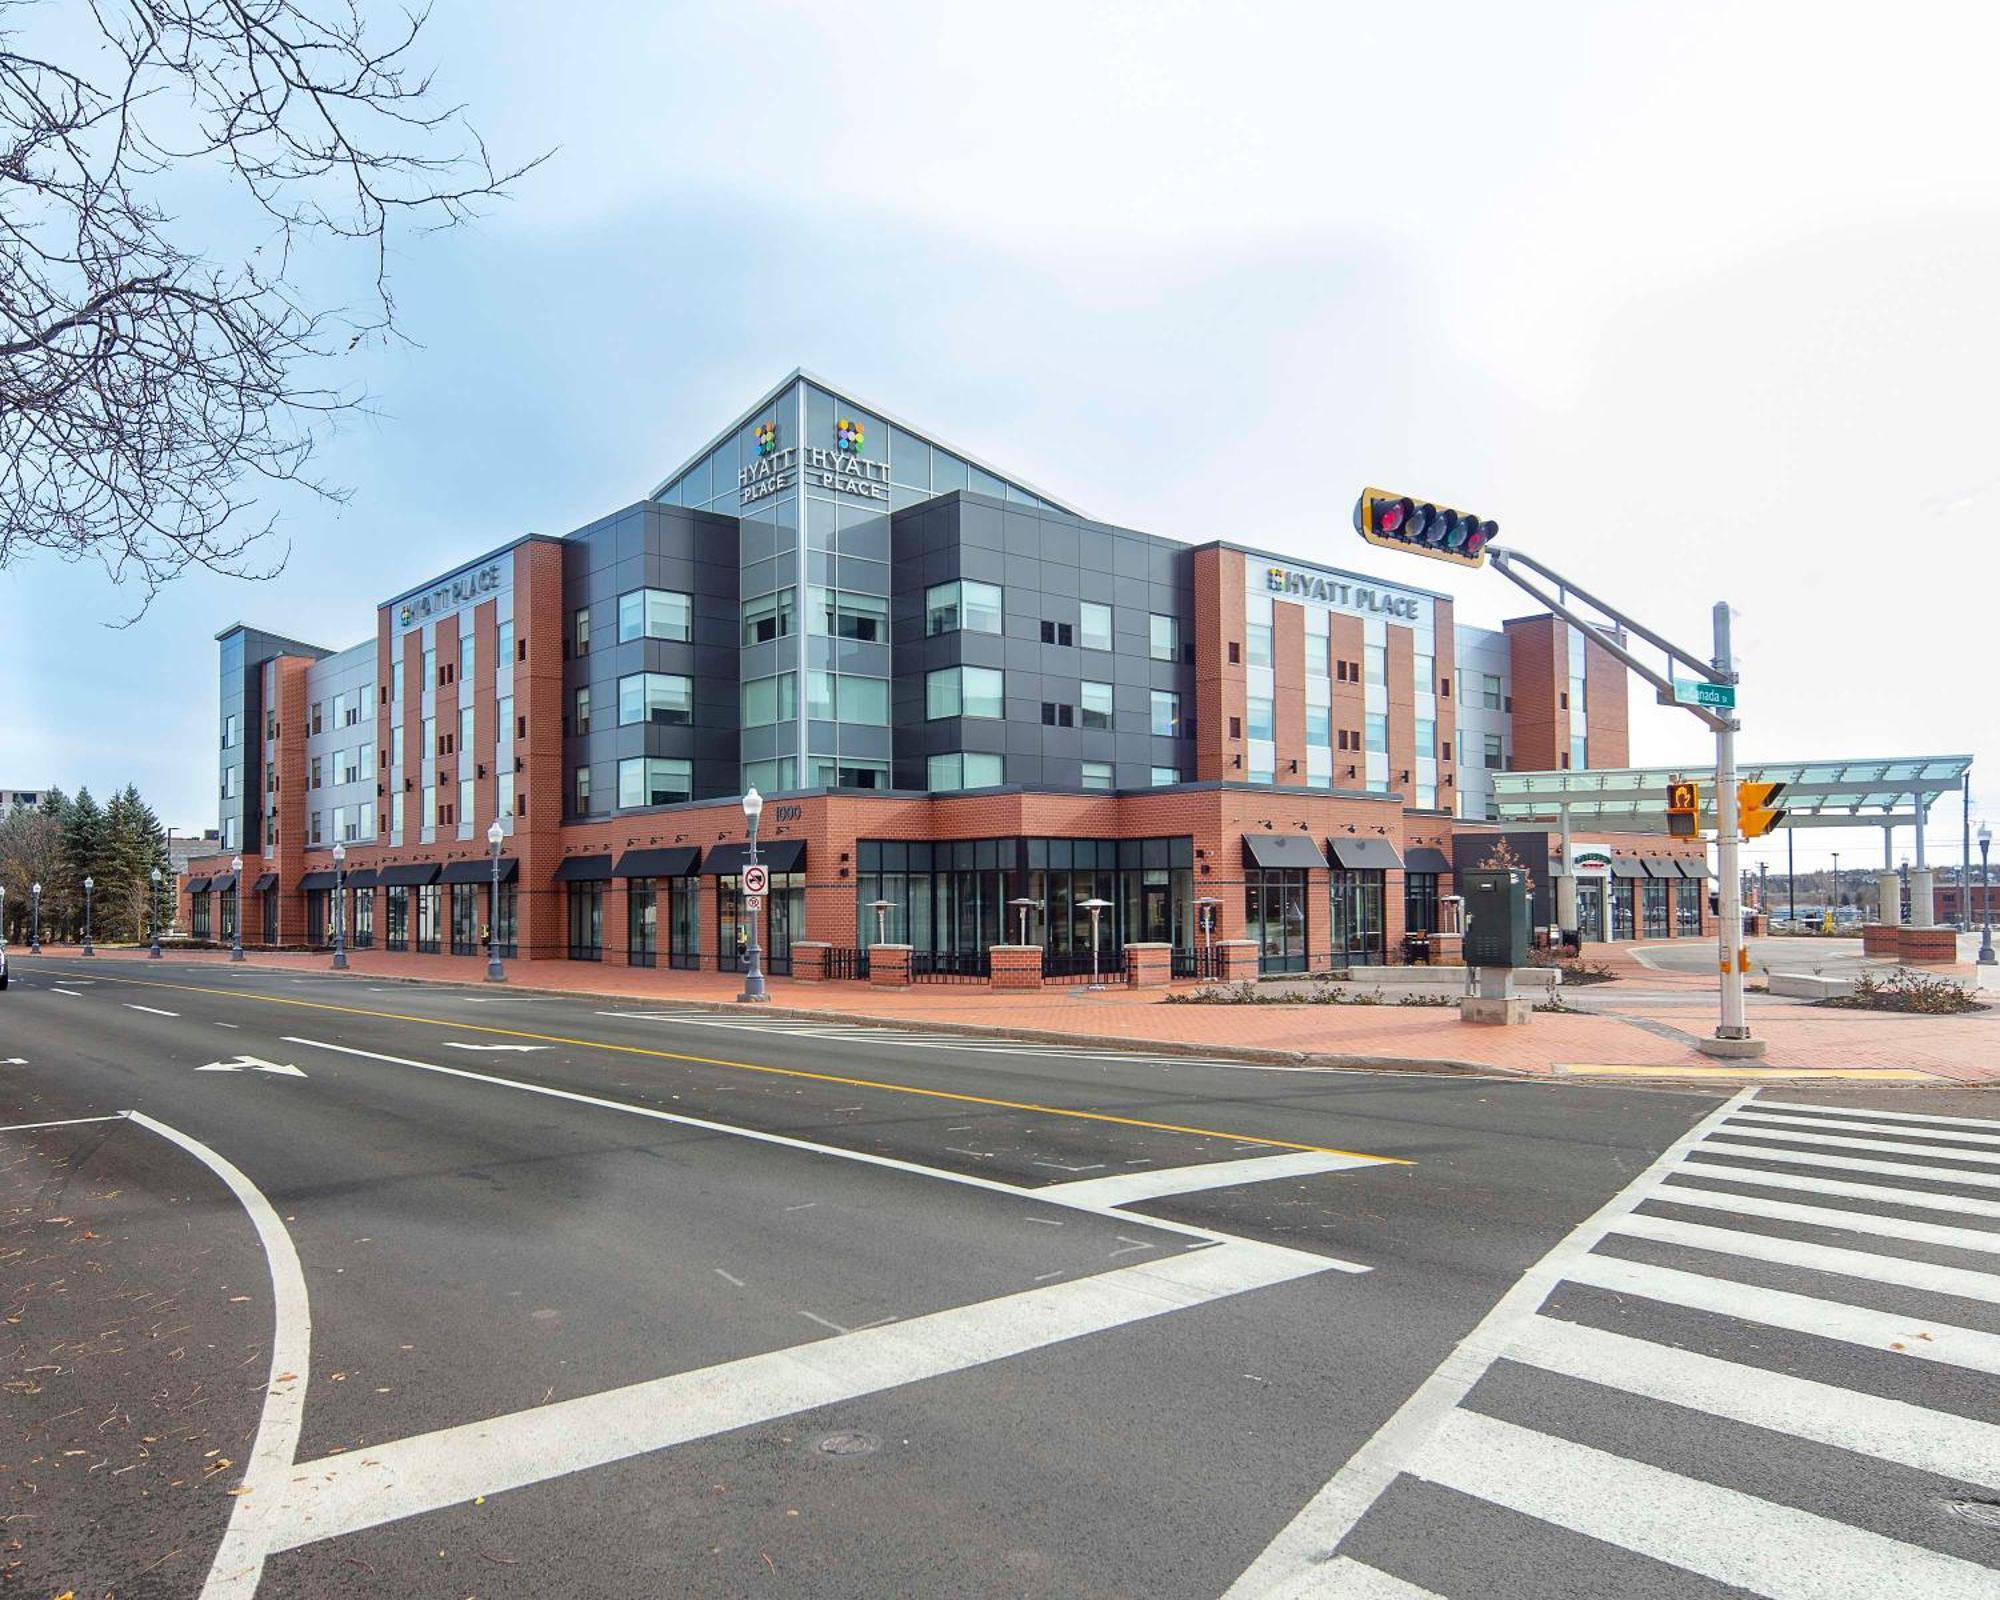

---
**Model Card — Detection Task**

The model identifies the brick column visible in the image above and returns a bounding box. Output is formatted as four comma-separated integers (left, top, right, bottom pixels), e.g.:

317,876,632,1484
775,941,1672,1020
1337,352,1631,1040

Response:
1122,942,1172,987
1217,939,1261,982
989,944,1043,990
869,944,912,987
791,941,830,982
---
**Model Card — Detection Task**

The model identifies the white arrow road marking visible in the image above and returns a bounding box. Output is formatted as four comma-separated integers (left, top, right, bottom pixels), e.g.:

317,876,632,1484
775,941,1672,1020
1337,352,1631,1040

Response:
443,1042,548,1053
197,1055,308,1078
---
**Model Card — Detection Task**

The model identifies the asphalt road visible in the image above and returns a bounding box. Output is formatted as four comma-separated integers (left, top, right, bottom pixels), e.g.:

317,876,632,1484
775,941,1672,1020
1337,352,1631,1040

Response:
3,956,1996,1598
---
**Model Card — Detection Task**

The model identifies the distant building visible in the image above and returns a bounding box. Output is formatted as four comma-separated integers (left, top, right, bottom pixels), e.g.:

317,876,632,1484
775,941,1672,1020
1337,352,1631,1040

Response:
3,788,48,811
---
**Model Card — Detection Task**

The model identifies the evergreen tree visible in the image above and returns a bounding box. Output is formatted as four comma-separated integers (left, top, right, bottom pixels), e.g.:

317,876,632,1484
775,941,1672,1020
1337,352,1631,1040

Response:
60,787,104,939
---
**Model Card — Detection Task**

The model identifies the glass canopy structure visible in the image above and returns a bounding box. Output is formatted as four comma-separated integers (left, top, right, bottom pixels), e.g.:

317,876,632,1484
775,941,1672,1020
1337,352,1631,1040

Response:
1491,756,1974,832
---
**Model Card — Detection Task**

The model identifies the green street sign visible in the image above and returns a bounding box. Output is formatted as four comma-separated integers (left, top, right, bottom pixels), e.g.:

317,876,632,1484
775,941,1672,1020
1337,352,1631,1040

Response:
1673,679,1737,709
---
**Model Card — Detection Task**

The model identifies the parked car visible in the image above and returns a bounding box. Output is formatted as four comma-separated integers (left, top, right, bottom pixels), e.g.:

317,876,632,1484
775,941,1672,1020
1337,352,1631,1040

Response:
0,943,8,990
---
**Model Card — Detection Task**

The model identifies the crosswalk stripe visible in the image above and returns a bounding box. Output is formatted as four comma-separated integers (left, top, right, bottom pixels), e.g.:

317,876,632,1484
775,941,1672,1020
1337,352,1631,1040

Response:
1653,1180,2000,1253
1611,1211,2000,1303
1755,1099,2000,1132
1678,1158,2000,1220
1696,1139,2000,1191
1409,1408,1999,1600
1563,1250,2000,1373
1715,1123,2000,1168
1309,1557,1446,1598
1732,1110,2000,1148
1037,1150,1387,1208
1507,1314,2000,1491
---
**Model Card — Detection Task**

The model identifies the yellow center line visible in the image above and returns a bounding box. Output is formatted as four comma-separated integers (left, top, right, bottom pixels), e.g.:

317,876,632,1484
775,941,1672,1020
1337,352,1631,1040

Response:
33,966,1409,1163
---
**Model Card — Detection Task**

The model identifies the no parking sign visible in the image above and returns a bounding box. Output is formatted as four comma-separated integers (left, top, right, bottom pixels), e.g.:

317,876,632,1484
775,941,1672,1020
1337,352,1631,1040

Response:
741,863,769,897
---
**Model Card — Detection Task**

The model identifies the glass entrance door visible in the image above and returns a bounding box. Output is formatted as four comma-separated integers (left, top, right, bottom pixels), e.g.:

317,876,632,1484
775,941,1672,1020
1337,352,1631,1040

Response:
1577,879,1606,943
1331,869,1385,966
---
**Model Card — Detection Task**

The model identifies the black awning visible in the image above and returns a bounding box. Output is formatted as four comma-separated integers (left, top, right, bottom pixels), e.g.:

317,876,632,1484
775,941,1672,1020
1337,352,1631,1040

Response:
614,846,701,878
702,839,806,876
553,853,614,882
297,871,336,891
1328,836,1405,871
1242,833,1328,870
1679,858,1715,879
441,858,518,885
1403,846,1452,874
184,876,211,894
208,872,236,892
1610,858,1648,879
1641,856,1680,878
252,872,279,892
347,867,378,889
380,862,440,887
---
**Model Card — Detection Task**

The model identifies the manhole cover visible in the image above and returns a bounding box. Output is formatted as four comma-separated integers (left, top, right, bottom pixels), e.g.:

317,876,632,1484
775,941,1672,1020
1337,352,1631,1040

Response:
1942,1498,2000,1531
815,1430,879,1457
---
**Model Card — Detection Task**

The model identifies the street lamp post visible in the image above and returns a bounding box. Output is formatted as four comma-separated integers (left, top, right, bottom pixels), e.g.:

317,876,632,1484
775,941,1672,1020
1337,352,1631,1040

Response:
1979,823,1994,966
1079,896,1112,989
81,875,94,956
149,867,162,958
868,898,894,946
29,882,40,955
1831,851,1841,921
486,819,507,982
738,786,768,1003
229,854,245,962
330,842,348,970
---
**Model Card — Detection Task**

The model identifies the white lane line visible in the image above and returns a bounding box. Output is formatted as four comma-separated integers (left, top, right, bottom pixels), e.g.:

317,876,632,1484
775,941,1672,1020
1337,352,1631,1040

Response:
1712,1125,2000,1168
265,1238,1334,1554
1218,1087,1756,1600
1308,1558,1445,1598
1653,1180,2000,1253
123,1110,310,1600
714,1269,745,1287
1608,1212,2000,1303
277,1036,1366,1265
125,1003,180,1017
0,1113,130,1133
797,1309,849,1334
1562,1251,2000,1374
1756,1098,2000,1132
51,987,81,996
1678,1159,2000,1220
1731,1110,2000,1148
1408,1408,1998,1600
1507,1314,2000,1491
1039,1150,1388,1208
215,1022,240,1029
1697,1139,2000,1190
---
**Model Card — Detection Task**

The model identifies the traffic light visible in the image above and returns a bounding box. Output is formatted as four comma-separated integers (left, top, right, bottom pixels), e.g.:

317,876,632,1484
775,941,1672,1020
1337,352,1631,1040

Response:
1353,487,1497,568
1738,781,1787,839
1667,779,1701,838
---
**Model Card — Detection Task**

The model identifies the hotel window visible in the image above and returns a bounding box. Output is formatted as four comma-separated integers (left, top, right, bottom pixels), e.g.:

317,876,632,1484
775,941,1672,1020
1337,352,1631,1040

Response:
337,747,356,784
1481,672,1502,709
1247,696,1274,741
1416,783,1438,810
808,587,888,642
1149,690,1181,738
310,701,323,735
422,713,436,754
573,608,591,656
618,756,692,808
1246,622,1273,668
1040,702,1073,727
497,772,515,818
742,590,794,645
392,657,404,704
390,791,404,834
1150,766,1180,786
573,686,591,736
813,758,889,790
423,646,436,685
572,766,590,814
1571,734,1589,771
309,755,322,789
1364,645,1386,686
459,635,475,681
618,587,692,643
1365,713,1388,753
330,692,347,727
1416,652,1435,694
828,673,889,724
422,782,437,829
1307,635,1331,679
310,810,323,844
926,665,1003,720
1079,602,1113,652
926,751,1004,791
742,756,796,794
459,705,474,755
1569,674,1587,713
924,580,1002,637
1149,613,1180,662
742,672,797,727
265,706,276,738
497,695,513,742
497,620,513,667
1081,760,1114,790
1249,754,1274,784
459,778,474,830
221,765,237,799
1415,717,1436,758
1079,680,1113,730
1484,732,1504,770
1306,706,1331,747
221,713,237,748
619,672,694,726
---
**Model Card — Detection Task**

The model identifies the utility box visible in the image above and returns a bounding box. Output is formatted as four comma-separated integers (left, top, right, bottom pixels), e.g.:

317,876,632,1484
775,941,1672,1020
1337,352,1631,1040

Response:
1462,868,1532,969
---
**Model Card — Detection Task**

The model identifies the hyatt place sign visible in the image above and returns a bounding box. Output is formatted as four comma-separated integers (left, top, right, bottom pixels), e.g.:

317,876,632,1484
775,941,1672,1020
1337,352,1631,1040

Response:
397,562,502,629
1266,565,1424,621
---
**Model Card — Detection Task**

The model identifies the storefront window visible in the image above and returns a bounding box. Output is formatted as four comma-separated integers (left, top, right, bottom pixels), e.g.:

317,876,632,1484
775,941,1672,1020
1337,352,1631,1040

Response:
1404,872,1439,935
568,881,604,961
1674,877,1702,937
192,893,212,940
628,878,657,967
385,886,409,951
352,889,374,949
416,884,441,953
1331,869,1385,965
668,876,700,969
1612,884,1635,941
1246,868,1308,973
1642,878,1671,938
450,883,480,955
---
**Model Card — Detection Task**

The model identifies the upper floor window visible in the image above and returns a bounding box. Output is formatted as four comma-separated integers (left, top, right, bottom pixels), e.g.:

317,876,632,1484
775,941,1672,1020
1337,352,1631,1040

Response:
925,580,1002,637
392,658,405,704
1150,766,1180,787
310,701,323,735
1415,718,1436,757
742,590,794,646
460,635,475,681
221,765,237,799
1306,706,1331,746
1148,613,1180,662
1079,680,1114,731
618,588,692,643
221,713,237,749
742,672,797,728
573,766,590,815
617,672,693,726
926,751,1004,792
1416,652,1436,695
422,646,436,687
1081,760,1114,791
573,686,591,735
1364,645,1386,686
1246,622,1273,669
1150,689,1181,738
1247,696,1274,741
809,587,887,643
1365,713,1388,753
1079,601,1113,652
1307,634,1331,679
497,619,514,666
618,756,692,809
926,665,1004,720
573,608,591,656
806,671,889,725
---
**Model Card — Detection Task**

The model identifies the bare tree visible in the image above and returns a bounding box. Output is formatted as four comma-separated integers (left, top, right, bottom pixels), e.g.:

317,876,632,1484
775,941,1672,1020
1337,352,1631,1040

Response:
0,0,544,618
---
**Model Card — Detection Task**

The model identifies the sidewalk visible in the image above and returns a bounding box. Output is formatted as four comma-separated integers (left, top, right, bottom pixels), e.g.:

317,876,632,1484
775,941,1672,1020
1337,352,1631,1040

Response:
18,943,1998,1087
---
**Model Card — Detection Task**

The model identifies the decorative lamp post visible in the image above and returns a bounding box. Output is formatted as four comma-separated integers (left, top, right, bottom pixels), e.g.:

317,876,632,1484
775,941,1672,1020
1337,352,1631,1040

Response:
1979,823,1994,966
29,882,40,955
738,786,768,1003
868,898,894,946
81,875,94,956
149,867,163,958
330,841,348,970
486,819,507,982
1008,896,1039,948
1079,896,1112,990
229,854,245,962
1195,895,1222,971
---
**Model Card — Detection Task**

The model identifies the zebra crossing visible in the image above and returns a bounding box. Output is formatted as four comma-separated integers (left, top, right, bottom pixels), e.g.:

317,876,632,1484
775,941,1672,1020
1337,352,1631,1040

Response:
1230,1089,2000,1599
594,1008,1268,1070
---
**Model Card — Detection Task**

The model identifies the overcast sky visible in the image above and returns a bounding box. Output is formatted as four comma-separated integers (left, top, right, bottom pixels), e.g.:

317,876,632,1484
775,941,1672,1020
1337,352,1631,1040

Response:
4,1,1995,876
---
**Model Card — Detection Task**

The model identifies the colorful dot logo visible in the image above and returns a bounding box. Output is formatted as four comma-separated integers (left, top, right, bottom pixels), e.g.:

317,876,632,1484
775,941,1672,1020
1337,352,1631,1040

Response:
836,417,866,454
754,421,778,457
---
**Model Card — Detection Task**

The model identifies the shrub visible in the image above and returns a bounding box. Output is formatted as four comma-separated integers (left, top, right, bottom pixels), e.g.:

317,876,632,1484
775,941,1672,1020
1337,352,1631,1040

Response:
1815,970,1985,1015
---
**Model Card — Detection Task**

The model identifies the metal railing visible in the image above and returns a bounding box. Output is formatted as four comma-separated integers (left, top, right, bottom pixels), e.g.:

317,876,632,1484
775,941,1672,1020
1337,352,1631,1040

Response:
910,949,991,983
1171,945,1220,980
1043,947,1126,981
825,947,870,980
